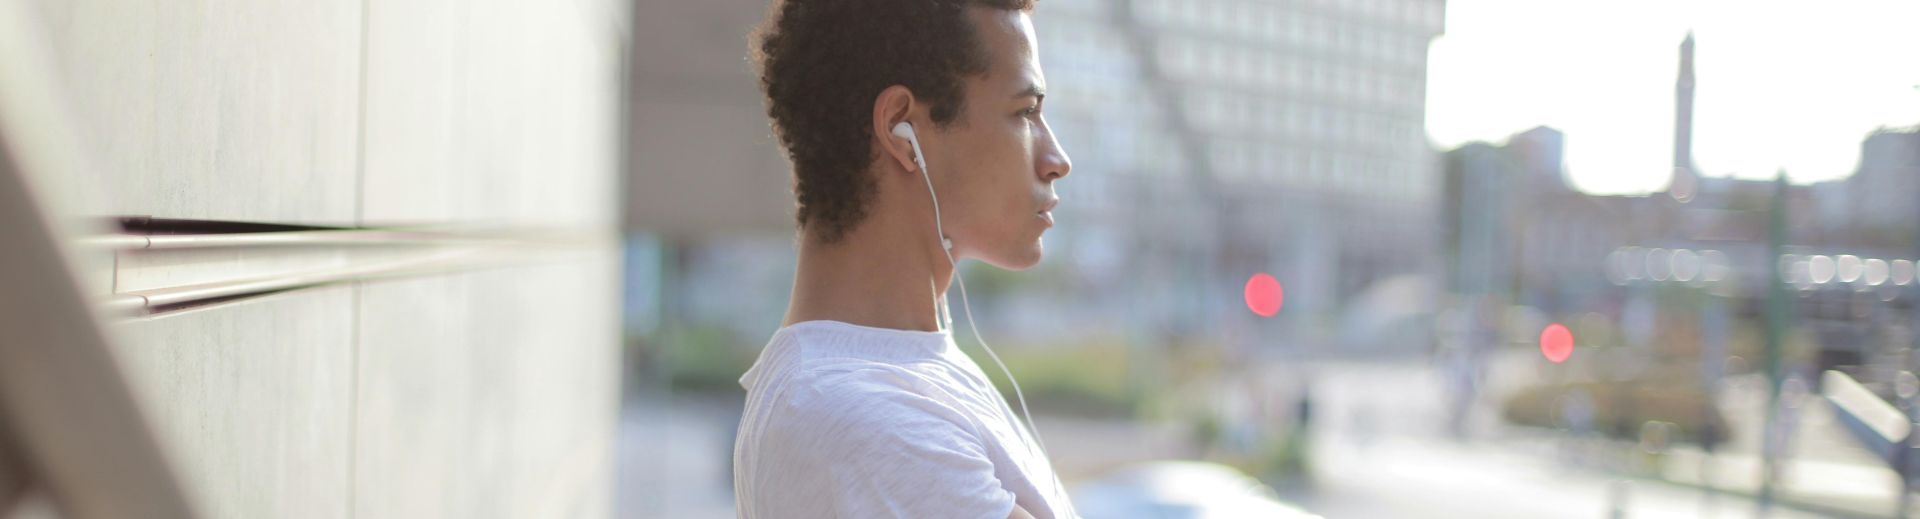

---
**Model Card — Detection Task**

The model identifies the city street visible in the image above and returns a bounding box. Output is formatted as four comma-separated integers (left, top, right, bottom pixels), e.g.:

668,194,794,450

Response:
615,353,1893,518
1285,357,1846,518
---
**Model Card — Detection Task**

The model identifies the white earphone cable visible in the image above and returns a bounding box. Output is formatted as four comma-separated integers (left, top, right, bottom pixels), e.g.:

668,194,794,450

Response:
904,126,1075,517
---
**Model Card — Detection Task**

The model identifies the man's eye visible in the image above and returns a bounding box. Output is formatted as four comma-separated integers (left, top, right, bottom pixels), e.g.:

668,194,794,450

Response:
1018,106,1039,117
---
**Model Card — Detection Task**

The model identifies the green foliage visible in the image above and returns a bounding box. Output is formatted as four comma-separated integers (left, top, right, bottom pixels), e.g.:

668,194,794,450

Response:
648,323,756,395
969,337,1148,419
1502,375,1730,447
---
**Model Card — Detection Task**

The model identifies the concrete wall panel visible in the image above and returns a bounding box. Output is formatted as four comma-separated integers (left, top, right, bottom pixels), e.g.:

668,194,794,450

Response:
354,255,619,518
28,0,363,224
360,0,622,227
112,287,357,518
11,0,627,516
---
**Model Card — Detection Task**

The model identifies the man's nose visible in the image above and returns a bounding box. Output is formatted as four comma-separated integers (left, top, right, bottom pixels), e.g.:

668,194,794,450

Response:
1037,121,1071,181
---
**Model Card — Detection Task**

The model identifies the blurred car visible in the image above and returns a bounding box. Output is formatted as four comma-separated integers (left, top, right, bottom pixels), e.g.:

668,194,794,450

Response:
1070,461,1322,519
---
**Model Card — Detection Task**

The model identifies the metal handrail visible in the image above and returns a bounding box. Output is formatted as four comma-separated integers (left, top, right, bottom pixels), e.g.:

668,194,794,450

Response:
1823,369,1911,466
77,229,513,251
95,226,611,317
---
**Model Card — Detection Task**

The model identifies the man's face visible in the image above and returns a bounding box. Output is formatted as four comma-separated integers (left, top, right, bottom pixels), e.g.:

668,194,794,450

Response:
923,7,1072,271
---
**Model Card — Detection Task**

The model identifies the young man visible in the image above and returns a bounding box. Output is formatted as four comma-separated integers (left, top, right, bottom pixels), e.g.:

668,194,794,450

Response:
732,0,1074,518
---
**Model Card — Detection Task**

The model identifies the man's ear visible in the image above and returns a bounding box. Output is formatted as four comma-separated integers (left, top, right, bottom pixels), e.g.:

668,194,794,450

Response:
871,85,921,175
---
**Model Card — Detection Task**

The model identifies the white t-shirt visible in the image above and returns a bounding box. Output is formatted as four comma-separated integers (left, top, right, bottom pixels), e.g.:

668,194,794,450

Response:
733,320,1074,519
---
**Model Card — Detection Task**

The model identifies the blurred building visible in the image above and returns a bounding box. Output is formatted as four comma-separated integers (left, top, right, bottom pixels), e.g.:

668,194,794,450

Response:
1844,128,1920,233
625,2,793,237
1034,0,1448,345
1442,33,1920,335
1672,33,1698,199
620,1,801,345
1442,34,1781,321
1442,127,1635,318
1441,142,1515,299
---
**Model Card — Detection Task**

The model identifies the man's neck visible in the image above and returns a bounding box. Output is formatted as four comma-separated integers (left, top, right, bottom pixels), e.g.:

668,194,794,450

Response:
784,218,953,333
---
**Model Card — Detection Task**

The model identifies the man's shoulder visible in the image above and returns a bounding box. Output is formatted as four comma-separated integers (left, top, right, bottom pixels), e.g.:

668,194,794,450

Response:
757,356,978,437
761,324,954,394
745,322,985,438
784,361,947,415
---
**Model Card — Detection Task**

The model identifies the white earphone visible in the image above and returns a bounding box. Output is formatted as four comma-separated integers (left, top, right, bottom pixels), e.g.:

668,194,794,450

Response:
891,121,1073,516
892,122,952,252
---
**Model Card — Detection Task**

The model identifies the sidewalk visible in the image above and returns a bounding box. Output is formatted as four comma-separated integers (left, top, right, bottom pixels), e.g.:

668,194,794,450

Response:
1653,445,1907,518
617,391,739,519
1291,355,1904,518
1645,372,1908,518
1507,370,1909,518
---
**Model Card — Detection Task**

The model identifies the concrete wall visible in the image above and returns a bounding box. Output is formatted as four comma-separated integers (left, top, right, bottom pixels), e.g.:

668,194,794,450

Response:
6,0,628,517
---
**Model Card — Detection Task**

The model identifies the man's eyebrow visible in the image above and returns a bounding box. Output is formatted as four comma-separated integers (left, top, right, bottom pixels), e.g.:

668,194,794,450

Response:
1014,83,1046,101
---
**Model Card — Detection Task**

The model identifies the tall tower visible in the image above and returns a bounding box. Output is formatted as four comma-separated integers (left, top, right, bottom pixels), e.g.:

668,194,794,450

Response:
1671,32,1698,201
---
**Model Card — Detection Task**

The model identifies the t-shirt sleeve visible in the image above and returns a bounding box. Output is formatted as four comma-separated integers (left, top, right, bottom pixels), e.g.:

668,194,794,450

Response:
787,370,1017,519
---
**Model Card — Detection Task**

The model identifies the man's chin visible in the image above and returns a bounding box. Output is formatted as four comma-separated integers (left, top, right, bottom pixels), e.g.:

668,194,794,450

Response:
1012,241,1046,270
979,242,1045,271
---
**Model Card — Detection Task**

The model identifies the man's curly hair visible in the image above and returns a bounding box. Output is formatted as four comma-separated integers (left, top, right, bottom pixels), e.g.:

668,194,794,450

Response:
753,0,1037,242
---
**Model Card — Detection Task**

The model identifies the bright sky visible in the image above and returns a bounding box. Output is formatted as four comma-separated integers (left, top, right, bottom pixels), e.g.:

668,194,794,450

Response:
1424,0,1920,195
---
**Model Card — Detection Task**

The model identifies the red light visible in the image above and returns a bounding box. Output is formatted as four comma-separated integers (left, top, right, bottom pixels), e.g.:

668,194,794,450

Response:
1540,323,1574,364
1243,273,1283,317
